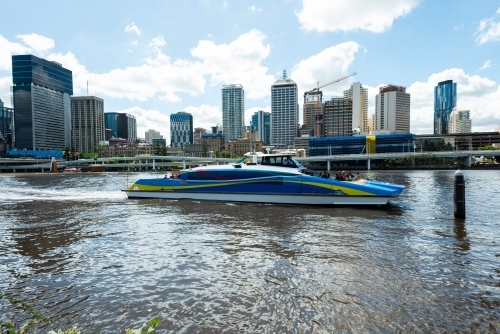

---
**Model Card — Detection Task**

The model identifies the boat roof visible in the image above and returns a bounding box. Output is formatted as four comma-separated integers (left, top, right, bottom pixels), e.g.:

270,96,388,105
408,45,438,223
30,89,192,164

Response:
243,152,295,157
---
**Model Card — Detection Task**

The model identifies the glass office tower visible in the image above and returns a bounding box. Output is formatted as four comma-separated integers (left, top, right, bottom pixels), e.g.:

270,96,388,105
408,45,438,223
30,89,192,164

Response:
434,80,457,134
0,98,13,145
251,110,271,145
170,111,193,149
12,55,73,150
104,112,119,138
117,113,137,143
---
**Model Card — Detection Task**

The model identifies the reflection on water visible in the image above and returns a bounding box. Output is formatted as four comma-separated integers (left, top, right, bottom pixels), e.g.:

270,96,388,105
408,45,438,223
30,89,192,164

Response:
0,171,499,332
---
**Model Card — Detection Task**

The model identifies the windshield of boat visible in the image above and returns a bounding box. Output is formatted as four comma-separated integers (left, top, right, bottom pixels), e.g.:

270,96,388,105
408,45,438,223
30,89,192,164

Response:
291,157,305,170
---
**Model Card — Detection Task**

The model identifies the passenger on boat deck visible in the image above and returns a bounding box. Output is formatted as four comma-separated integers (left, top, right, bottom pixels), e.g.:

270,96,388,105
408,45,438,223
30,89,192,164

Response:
341,171,347,181
348,171,355,181
355,172,361,180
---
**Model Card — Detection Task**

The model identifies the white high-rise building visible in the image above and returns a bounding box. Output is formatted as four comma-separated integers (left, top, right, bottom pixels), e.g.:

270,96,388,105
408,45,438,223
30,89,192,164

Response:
344,82,368,133
221,84,244,144
449,108,471,133
145,129,163,144
271,70,298,147
374,85,410,133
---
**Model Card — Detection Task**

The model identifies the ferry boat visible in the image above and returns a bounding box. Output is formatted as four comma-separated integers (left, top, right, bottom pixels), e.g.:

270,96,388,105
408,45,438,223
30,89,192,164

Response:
124,153,405,205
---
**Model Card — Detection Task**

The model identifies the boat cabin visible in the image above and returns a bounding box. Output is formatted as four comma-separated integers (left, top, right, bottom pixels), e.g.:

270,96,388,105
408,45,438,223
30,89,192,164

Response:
235,153,304,169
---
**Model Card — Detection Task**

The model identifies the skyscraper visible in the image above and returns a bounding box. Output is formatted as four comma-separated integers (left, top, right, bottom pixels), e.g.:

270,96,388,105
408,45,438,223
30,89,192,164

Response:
221,84,244,144
0,98,13,145
12,55,73,150
71,96,105,153
117,113,137,142
303,91,323,137
170,111,193,149
104,112,119,138
251,110,271,145
449,108,471,133
271,70,298,147
375,85,410,133
323,97,353,137
434,80,457,134
343,82,368,133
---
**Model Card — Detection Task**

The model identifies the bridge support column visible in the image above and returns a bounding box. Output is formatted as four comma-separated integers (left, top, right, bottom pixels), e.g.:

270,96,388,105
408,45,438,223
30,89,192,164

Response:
466,155,471,168
327,160,330,171
367,158,371,170
183,159,186,169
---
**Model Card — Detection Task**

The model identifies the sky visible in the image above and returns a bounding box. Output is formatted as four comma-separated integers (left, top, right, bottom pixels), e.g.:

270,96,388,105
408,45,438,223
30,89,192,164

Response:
1,0,499,141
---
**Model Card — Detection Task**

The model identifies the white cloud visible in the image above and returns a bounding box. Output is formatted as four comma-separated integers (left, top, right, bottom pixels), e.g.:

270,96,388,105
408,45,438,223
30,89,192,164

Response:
131,40,138,46
249,5,261,12
0,34,31,71
454,23,464,31
479,60,491,71
184,104,222,129
297,0,421,33
11,29,273,104
407,68,499,133
190,29,275,99
149,36,166,47
16,33,55,52
48,50,207,103
125,23,141,36
290,41,359,100
476,9,500,45
116,106,170,141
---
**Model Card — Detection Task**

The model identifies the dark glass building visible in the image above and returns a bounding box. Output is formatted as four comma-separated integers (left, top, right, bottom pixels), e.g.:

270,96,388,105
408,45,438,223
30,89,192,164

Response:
0,98,13,145
12,55,73,150
251,110,271,145
170,111,193,149
104,112,119,138
434,80,457,135
104,112,136,142
117,113,137,142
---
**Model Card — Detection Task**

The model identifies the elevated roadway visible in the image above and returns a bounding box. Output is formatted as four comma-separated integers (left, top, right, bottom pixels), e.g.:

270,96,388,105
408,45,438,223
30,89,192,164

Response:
1,150,499,173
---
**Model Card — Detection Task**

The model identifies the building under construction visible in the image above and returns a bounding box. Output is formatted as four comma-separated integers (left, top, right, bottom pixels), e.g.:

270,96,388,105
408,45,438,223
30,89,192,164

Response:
302,91,323,137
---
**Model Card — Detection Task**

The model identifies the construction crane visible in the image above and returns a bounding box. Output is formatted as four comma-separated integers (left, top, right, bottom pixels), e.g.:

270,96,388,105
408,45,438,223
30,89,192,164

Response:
304,72,357,138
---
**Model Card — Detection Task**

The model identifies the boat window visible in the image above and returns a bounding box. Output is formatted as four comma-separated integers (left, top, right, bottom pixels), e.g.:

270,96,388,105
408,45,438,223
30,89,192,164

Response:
282,157,296,167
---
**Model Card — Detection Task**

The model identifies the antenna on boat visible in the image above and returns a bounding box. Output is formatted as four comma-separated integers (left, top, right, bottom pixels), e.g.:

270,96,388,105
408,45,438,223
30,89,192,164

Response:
249,121,253,153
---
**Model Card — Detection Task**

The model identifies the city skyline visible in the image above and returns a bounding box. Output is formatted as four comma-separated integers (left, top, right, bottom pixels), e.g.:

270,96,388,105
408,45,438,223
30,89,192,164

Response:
0,0,499,141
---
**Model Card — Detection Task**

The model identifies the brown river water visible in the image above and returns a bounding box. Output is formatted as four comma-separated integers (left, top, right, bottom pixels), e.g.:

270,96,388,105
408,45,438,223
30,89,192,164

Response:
0,170,499,333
